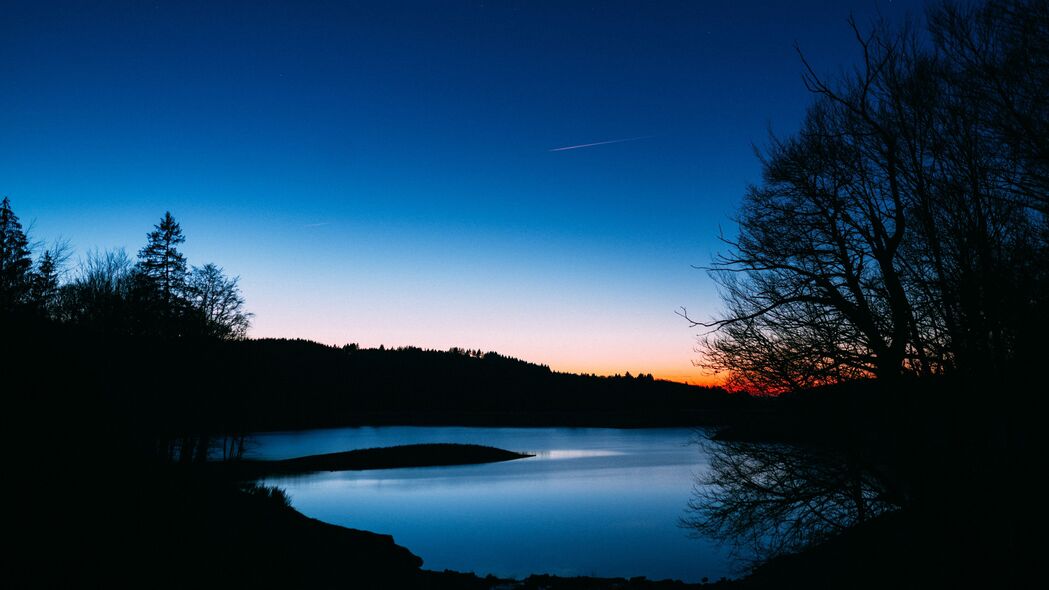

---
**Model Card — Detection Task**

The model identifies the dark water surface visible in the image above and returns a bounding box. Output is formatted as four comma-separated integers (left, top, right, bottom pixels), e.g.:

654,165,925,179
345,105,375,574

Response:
254,426,733,582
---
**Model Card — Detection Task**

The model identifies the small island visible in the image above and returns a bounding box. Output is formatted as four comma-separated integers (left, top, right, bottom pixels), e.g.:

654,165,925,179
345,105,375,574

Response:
230,443,534,479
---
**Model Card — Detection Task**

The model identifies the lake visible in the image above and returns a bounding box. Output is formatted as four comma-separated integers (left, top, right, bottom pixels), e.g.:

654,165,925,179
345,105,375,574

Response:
253,426,735,582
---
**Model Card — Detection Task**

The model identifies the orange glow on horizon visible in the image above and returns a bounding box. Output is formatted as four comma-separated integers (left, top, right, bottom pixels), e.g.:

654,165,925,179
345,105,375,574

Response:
550,362,727,388
250,324,727,388
653,372,725,387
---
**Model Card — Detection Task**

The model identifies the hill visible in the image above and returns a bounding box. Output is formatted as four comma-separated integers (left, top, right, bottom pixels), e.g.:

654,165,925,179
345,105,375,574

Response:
198,337,742,431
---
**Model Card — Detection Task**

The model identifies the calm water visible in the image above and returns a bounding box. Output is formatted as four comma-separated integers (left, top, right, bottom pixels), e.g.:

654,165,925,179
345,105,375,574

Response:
253,426,734,582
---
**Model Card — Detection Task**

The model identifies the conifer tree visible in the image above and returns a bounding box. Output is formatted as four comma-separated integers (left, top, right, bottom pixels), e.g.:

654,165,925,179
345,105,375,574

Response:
136,211,188,314
0,197,33,311
31,250,60,314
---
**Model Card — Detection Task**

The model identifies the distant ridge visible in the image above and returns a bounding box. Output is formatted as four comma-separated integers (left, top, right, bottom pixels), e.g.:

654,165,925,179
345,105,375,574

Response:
203,337,744,431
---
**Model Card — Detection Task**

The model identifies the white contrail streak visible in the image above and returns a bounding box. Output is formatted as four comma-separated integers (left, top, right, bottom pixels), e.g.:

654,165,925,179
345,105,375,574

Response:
548,135,653,152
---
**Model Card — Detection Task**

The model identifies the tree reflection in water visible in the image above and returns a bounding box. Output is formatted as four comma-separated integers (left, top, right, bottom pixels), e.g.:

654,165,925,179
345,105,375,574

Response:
682,437,898,565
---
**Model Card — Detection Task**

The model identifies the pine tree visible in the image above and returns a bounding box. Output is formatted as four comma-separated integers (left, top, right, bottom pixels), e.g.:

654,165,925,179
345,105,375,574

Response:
136,212,188,311
0,196,34,311
30,250,60,314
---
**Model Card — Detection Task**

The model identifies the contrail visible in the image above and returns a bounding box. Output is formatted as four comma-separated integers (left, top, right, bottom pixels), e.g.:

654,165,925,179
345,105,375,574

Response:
549,135,653,152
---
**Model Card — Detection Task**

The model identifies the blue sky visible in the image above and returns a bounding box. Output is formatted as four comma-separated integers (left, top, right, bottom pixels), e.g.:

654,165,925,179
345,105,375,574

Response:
1,0,927,382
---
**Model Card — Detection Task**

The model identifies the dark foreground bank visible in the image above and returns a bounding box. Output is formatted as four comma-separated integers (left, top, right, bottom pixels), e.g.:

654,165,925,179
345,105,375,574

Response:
30,465,725,589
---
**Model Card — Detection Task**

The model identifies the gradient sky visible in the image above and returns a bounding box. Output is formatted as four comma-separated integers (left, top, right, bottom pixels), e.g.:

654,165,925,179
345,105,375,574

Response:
1,0,926,384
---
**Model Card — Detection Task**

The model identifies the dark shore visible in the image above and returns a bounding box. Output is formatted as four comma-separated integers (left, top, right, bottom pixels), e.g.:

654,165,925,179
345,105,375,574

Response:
170,475,726,590
228,443,534,478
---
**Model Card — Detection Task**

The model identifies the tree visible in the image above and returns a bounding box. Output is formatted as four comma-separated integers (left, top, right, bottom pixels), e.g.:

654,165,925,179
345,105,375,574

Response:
26,239,71,317
135,212,190,335
187,263,252,339
58,249,135,331
0,196,34,311
30,250,60,314
692,50,925,391
929,0,1049,215
136,211,188,312
689,4,1048,392
919,0,1049,374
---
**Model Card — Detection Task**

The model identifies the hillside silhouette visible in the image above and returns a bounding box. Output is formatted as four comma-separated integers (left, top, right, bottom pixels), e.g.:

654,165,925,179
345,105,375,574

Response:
222,338,739,430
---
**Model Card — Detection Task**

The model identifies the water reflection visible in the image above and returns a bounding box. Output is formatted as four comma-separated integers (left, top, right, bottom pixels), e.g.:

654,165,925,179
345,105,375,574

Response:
681,437,897,564
252,426,733,582
530,449,623,459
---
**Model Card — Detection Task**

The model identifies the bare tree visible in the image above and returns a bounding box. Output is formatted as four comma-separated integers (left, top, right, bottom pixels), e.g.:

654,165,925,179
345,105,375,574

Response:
689,4,1048,391
57,249,135,329
187,263,253,339
929,0,1049,215
688,35,927,391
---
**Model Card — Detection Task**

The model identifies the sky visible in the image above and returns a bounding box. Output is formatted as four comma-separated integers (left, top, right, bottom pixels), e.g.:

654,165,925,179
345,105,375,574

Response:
1,0,927,384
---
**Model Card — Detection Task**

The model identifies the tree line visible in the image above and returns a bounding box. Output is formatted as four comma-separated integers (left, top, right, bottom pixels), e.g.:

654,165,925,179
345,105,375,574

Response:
196,338,737,432
1,199,251,340
685,0,1048,393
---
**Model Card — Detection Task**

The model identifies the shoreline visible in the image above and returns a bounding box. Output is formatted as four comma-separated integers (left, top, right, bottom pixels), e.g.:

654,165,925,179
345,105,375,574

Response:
234,438,731,587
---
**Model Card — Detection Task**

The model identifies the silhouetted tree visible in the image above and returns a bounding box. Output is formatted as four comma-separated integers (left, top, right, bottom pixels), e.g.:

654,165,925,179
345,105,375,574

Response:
918,0,1049,374
28,240,71,316
187,263,252,339
136,212,189,330
688,3,1048,392
930,0,1049,215
30,251,59,313
690,40,924,391
0,196,33,311
58,249,135,332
